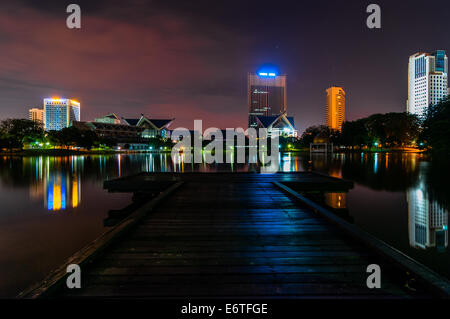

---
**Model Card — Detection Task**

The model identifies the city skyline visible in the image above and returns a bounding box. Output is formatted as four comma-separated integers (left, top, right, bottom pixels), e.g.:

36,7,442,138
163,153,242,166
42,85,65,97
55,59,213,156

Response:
1,0,450,303
0,0,449,132
21,48,449,134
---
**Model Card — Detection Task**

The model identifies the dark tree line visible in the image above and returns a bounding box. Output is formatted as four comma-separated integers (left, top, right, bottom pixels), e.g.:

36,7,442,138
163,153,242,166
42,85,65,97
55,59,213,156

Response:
0,119,44,150
298,125,341,148
0,119,175,151
419,97,450,154
0,119,112,151
299,112,421,149
47,126,107,150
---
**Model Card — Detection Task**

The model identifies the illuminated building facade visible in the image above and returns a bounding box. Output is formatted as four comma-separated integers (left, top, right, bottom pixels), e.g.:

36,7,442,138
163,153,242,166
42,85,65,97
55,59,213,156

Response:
44,98,80,131
28,108,44,125
326,87,345,131
407,50,448,117
72,121,145,141
123,115,174,139
254,113,297,137
72,115,174,149
248,72,287,128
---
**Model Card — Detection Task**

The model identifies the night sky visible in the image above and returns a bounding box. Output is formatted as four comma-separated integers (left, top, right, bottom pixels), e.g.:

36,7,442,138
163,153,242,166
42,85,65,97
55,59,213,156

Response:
0,0,449,131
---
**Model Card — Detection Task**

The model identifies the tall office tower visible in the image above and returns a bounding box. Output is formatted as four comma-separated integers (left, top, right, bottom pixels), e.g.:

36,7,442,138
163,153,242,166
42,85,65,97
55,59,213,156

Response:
326,87,345,131
248,71,287,128
28,108,44,125
407,50,448,117
44,98,80,131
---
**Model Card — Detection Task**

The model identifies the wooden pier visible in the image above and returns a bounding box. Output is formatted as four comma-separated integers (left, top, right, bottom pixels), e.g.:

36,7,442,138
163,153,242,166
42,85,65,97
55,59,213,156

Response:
19,172,450,299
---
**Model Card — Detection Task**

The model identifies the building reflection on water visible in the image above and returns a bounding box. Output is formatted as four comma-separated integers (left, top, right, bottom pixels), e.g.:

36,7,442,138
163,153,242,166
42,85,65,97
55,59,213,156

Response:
310,152,449,253
45,173,81,211
325,193,347,209
23,153,303,212
407,163,448,251
25,156,83,211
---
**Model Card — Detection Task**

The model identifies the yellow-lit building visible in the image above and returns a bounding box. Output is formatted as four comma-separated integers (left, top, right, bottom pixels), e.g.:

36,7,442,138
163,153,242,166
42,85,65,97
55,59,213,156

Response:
29,108,44,125
326,87,345,131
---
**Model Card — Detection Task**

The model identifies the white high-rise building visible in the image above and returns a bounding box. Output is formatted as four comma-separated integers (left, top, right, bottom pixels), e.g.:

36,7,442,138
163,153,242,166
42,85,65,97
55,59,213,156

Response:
44,98,80,131
407,50,448,117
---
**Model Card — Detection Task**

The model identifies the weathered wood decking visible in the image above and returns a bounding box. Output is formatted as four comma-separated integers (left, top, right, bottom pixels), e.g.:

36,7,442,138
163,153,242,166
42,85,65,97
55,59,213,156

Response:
103,172,354,193
19,173,450,298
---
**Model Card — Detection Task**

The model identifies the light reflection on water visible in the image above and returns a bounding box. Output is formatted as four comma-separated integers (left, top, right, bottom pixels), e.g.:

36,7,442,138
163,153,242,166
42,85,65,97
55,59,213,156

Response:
0,152,449,297
310,152,449,279
406,163,448,251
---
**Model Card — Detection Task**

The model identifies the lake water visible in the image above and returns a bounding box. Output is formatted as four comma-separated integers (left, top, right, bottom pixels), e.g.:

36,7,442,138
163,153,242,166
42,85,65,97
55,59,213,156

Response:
0,152,448,297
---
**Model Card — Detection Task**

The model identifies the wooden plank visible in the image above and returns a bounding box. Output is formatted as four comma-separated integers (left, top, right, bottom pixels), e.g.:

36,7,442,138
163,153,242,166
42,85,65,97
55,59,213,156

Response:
110,245,365,254
87,265,374,276
62,283,408,298
104,171,354,193
103,251,369,259
93,256,368,267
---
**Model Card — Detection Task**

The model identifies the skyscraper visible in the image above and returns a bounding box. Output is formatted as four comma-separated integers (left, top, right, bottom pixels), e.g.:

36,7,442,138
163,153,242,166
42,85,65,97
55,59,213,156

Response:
326,87,345,131
248,71,287,128
29,108,44,125
407,50,448,117
44,98,80,131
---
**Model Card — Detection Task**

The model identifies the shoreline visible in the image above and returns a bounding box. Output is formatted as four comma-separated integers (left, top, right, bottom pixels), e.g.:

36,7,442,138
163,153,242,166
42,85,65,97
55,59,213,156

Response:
0,148,426,156
0,149,173,156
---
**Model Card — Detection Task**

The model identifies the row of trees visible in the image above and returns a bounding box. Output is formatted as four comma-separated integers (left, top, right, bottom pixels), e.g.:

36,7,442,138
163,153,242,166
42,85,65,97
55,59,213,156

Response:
298,112,422,149
0,119,175,151
420,97,450,154
340,112,421,148
298,97,450,154
0,119,113,151
0,119,44,150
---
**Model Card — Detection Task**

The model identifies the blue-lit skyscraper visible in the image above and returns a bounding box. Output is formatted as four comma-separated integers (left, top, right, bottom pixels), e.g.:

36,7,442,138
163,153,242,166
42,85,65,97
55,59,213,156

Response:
44,98,80,131
248,71,287,128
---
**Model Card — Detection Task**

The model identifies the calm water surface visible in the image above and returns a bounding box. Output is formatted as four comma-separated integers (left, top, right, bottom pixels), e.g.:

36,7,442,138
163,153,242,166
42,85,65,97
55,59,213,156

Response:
0,152,448,297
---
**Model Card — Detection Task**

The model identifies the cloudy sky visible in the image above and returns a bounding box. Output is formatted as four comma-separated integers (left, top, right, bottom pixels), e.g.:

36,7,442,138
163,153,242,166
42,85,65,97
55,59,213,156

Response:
0,0,449,131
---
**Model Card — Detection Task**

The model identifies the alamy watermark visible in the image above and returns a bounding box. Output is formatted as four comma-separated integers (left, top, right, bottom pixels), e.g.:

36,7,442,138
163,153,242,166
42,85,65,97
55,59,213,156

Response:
66,264,81,289
66,4,81,29
66,4,381,30
366,4,381,29
366,264,381,289
169,120,280,173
